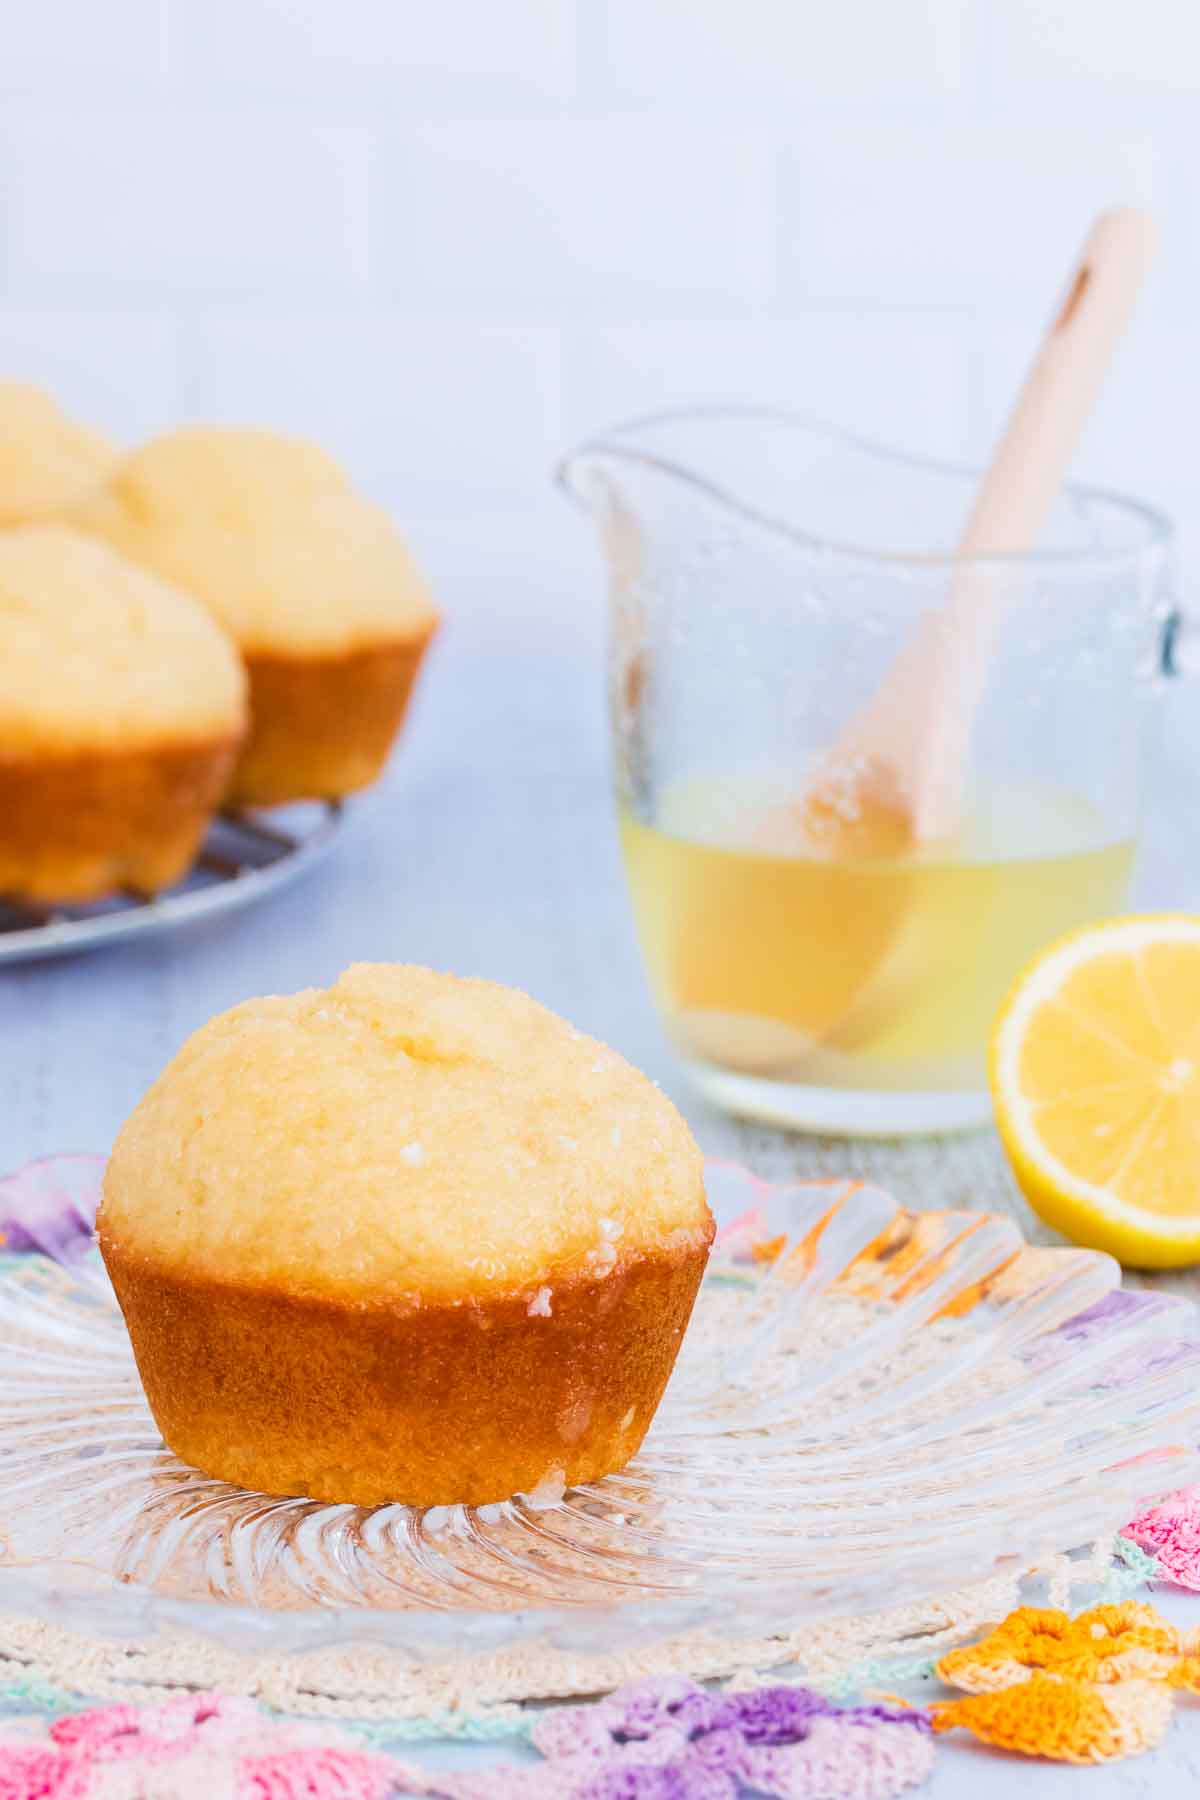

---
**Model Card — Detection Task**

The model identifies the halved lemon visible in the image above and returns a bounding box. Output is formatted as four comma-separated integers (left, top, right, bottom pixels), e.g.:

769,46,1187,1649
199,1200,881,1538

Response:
991,915,1200,1269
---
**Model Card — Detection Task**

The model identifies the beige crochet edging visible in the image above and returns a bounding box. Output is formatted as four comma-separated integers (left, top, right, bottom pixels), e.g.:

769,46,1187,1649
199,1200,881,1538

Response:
0,1537,1119,1723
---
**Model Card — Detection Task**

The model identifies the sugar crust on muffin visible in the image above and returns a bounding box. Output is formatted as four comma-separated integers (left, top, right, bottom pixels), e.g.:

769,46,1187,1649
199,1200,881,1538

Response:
99,965,714,1506
72,426,439,658
0,382,116,525
0,526,246,900
101,962,710,1301
0,525,245,753
71,427,439,803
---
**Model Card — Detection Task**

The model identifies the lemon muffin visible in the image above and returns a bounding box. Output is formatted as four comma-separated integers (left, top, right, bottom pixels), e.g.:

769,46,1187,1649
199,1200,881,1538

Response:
0,527,246,902
72,428,439,806
0,383,116,525
99,965,714,1507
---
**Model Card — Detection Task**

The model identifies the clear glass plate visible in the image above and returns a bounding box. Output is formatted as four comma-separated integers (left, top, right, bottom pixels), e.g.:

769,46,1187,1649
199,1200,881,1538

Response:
1,1153,1198,1660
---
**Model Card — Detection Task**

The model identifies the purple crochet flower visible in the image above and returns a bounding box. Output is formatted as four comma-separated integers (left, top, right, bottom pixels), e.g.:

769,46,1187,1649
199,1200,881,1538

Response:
1026,1289,1173,1358
402,1678,934,1799
579,1681,928,1752
1022,1287,1200,1387
641,1686,788,1746
580,1768,719,1800
0,1152,104,1266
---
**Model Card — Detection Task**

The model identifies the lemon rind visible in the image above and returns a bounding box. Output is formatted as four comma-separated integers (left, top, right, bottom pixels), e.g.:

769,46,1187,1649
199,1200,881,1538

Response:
992,914,1200,1244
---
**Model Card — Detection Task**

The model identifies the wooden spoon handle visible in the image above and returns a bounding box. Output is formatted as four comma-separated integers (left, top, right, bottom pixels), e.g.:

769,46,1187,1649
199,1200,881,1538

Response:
958,208,1160,557
801,208,1158,854
905,208,1160,840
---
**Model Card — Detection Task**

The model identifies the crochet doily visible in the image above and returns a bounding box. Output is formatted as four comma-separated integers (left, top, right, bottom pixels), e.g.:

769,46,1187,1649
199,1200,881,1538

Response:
6,1591,1193,1795
0,1149,1180,1741
0,1537,1129,1731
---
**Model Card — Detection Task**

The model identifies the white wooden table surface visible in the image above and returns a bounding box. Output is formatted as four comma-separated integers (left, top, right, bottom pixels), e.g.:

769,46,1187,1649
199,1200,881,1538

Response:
3,616,1200,1794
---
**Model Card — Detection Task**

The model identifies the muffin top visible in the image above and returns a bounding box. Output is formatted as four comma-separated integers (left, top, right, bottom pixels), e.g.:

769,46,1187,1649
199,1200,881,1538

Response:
0,526,246,753
72,427,439,658
0,383,116,525
100,964,712,1304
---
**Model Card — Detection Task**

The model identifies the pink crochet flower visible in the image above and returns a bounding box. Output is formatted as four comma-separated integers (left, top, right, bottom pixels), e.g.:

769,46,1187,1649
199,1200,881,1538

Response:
388,1676,934,1799
712,1207,771,1261
1125,1486,1200,1591
0,1692,401,1799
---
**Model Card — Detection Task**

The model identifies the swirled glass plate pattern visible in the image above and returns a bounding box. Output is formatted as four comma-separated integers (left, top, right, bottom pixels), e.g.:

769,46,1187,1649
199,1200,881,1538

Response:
1,1153,1199,1658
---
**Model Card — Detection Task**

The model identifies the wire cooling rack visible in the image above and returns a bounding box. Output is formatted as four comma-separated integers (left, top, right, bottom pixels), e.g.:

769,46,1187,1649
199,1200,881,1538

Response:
0,802,343,965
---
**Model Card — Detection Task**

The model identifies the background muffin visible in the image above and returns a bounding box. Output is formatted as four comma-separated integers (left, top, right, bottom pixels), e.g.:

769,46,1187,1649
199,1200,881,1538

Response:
99,963,714,1507
0,382,115,525
0,526,246,901
72,428,439,806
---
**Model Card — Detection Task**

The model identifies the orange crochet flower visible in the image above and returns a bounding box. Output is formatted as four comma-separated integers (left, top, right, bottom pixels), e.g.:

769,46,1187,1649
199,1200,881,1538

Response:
936,1602,1186,1692
931,1674,1174,1764
930,1600,1200,1764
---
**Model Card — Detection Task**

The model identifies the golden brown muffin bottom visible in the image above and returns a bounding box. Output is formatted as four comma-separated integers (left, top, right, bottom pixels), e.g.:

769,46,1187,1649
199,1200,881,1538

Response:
228,629,438,807
0,736,241,904
102,1233,712,1507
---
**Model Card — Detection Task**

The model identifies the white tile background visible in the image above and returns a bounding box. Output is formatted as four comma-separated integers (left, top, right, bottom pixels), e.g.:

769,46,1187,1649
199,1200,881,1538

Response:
0,0,1197,647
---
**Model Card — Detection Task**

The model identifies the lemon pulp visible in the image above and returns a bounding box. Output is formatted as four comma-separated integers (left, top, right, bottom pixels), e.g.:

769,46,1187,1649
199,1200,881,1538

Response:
991,915,1200,1268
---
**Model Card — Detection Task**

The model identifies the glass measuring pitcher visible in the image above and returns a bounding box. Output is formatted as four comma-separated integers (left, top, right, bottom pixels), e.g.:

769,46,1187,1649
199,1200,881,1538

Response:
559,409,1175,1137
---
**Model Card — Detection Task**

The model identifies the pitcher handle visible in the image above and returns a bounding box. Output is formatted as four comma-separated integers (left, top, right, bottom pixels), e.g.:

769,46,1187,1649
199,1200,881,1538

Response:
1162,609,1196,678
